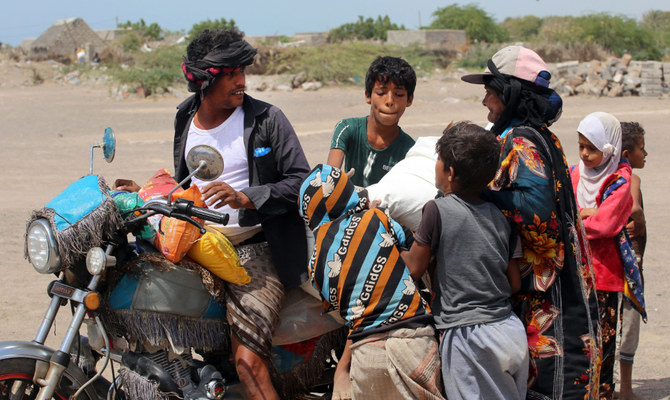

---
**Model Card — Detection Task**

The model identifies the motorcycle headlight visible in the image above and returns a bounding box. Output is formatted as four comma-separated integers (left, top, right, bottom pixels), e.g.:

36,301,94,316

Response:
86,247,110,275
26,219,61,274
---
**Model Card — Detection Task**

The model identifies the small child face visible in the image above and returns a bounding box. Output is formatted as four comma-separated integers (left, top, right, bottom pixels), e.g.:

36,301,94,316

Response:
578,133,604,168
366,79,413,128
625,137,647,169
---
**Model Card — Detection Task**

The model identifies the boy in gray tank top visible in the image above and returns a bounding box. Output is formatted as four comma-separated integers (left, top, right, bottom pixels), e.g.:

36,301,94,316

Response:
402,121,529,400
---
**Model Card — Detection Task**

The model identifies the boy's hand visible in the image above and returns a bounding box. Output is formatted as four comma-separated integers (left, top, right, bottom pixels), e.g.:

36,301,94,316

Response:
507,258,522,294
400,225,415,251
400,241,431,281
326,149,345,170
626,220,643,238
114,179,140,192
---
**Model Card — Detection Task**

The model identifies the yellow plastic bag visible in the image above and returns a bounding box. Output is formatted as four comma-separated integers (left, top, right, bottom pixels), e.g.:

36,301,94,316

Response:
187,227,250,285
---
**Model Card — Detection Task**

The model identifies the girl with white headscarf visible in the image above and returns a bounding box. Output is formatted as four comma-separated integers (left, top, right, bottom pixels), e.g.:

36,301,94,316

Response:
575,111,623,209
570,111,633,399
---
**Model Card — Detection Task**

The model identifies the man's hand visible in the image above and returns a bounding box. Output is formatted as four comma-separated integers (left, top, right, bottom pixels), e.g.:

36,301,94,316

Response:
201,181,254,209
114,179,140,192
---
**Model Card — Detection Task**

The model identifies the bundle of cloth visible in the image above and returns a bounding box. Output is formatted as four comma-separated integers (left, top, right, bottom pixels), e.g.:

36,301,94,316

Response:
366,136,440,231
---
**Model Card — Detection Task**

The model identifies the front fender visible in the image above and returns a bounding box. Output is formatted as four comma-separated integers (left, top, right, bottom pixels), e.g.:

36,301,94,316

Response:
0,340,54,362
0,340,101,399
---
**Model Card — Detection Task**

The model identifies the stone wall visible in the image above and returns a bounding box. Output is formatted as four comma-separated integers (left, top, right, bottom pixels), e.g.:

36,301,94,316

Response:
292,32,328,46
386,29,466,50
246,32,327,48
549,56,669,97
248,29,466,50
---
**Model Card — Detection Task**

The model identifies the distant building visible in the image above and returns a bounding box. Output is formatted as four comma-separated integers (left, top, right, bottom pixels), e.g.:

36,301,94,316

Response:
19,38,35,52
30,18,104,61
95,29,121,42
246,30,465,50
247,32,327,48
386,29,467,51
292,32,328,46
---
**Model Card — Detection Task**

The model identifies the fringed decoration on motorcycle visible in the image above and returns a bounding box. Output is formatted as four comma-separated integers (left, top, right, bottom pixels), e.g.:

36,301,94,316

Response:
24,175,123,268
105,309,231,352
119,368,171,400
100,253,231,352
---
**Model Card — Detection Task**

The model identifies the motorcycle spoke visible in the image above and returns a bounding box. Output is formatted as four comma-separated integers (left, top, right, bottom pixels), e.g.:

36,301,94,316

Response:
0,375,67,400
0,376,35,400
10,379,34,400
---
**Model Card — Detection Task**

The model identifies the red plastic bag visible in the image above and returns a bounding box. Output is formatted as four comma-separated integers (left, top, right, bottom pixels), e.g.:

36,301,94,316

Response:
138,168,183,202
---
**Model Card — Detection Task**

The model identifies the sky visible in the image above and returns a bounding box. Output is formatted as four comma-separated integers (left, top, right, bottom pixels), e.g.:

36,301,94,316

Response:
1,0,667,47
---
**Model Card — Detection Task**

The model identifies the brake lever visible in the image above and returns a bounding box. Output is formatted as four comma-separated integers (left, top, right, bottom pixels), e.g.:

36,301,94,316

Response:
123,209,157,226
124,202,207,234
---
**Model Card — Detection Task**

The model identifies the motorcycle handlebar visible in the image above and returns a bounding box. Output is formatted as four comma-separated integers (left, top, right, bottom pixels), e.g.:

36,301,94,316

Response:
175,200,230,226
141,199,229,226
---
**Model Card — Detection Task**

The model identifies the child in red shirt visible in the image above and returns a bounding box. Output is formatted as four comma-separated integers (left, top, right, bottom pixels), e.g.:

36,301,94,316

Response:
570,111,633,398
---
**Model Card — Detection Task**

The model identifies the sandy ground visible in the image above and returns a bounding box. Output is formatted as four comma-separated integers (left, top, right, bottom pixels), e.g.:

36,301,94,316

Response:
0,70,669,398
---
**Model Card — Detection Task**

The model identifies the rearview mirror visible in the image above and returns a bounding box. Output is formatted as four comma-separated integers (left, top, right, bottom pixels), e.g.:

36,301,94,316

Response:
186,144,224,181
89,127,116,174
168,145,224,205
102,127,116,163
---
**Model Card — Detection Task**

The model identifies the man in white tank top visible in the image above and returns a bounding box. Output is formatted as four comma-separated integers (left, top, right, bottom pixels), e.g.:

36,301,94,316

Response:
116,28,310,400
184,99,263,243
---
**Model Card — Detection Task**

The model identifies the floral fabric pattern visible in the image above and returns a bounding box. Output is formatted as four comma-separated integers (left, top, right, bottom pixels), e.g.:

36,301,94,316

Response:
600,176,647,322
488,126,602,399
596,290,618,399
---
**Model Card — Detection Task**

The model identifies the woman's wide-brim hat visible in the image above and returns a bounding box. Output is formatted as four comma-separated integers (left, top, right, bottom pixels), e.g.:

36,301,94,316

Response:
461,45,550,87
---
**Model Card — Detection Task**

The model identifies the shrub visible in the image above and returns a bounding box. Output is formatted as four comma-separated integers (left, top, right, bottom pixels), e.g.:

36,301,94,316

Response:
533,43,608,62
578,13,660,59
120,31,142,53
118,19,164,41
536,14,662,60
263,42,441,84
457,43,497,70
188,18,239,41
110,44,186,95
641,10,670,59
428,4,508,43
328,15,405,42
500,16,543,41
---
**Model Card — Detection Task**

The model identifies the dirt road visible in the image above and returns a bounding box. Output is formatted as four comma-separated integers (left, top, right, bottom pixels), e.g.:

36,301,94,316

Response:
0,75,668,398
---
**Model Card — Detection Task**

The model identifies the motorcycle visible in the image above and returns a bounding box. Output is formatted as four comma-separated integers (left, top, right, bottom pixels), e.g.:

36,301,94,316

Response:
0,128,345,399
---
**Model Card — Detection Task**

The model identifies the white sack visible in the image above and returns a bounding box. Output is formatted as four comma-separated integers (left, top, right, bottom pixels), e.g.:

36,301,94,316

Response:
366,136,439,231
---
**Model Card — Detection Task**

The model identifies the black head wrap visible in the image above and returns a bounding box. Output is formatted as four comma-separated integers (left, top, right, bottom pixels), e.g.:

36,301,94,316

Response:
484,59,563,136
181,39,257,95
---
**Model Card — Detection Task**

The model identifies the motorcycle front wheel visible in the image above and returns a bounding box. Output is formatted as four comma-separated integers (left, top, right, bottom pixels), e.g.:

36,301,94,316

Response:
0,358,92,400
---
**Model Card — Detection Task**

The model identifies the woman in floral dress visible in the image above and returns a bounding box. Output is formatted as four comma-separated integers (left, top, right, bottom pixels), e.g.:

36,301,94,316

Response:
461,46,602,399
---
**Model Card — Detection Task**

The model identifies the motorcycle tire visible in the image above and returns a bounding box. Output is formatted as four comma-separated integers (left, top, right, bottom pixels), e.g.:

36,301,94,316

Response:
0,358,92,400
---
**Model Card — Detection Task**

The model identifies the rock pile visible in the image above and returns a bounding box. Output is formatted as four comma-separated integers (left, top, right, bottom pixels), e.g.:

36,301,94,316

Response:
549,55,670,98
